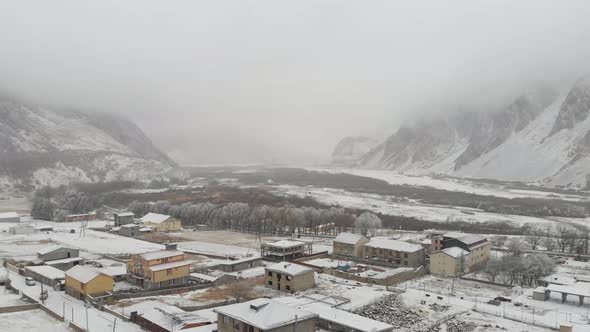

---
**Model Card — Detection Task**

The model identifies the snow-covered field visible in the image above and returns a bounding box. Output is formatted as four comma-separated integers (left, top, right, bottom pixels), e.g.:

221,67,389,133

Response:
0,220,163,260
0,310,70,332
273,184,589,228
305,167,590,202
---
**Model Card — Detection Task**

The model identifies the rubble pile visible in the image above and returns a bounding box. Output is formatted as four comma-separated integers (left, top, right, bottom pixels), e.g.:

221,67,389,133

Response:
444,320,477,332
429,303,450,312
351,295,426,329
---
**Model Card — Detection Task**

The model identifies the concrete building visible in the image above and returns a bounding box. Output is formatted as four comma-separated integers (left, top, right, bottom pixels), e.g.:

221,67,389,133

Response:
128,250,192,288
215,256,263,273
0,212,20,223
119,223,141,237
65,265,114,300
9,224,35,235
36,245,80,262
261,240,312,261
362,238,424,267
24,265,66,289
215,298,318,332
140,213,182,232
430,247,470,277
442,233,491,271
113,212,135,226
265,262,315,293
45,257,84,271
131,302,212,332
333,232,369,258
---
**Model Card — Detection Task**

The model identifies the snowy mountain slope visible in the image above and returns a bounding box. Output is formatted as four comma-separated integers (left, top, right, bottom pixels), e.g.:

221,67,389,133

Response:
350,77,590,188
0,101,176,189
331,136,378,166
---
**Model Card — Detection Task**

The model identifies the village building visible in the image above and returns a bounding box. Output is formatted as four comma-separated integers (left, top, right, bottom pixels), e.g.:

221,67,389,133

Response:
128,250,192,288
362,238,424,267
65,265,114,300
113,211,135,226
265,262,315,292
130,302,212,332
45,257,85,271
36,245,80,263
140,213,182,232
430,247,471,277
119,223,141,237
333,232,369,258
189,272,237,286
24,265,66,289
64,212,97,222
0,212,20,223
261,240,312,261
214,298,318,332
441,233,491,270
215,256,263,273
9,224,35,235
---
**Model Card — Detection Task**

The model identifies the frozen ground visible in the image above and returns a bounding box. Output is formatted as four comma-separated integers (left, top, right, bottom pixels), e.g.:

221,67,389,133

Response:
0,192,31,214
0,220,163,260
273,184,590,229
0,309,70,332
305,167,590,202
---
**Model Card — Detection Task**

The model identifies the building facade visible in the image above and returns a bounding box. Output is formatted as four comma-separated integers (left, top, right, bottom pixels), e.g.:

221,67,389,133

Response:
261,240,312,261
37,245,80,262
114,212,135,226
430,247,470,277
65,265,113,300
119,224,140,237
442,233,491,271
140,213,182,232
127,250,191,288
265,262,315,293
332,233,369,258
362,238,425,267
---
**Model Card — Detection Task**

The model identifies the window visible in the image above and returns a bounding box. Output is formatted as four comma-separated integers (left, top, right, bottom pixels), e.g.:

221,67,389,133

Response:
233,319,240,329
267,271,273,277
404,261,408,266
167,268,173,275
268,281,273,286
223,315,229,324
286,285,291,291
286,275,291,281
404,253,408,258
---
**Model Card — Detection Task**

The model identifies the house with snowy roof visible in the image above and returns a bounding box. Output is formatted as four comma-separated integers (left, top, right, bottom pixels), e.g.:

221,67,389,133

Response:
430,247,471,277
128,250,192,288
140,213,182,232
362,238,425,267
442,232,491,271
265,262,315,292
333,232,369,258
65,265,113,300
214,298,318,332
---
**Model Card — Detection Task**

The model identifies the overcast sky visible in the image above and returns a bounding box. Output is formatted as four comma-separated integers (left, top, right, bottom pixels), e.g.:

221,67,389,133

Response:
1,1,590,165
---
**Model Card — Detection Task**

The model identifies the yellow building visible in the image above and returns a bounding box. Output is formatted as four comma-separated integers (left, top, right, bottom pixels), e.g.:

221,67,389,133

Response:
430,247,471,277
140,213,182,232
65,265,113,300
128,250,192,288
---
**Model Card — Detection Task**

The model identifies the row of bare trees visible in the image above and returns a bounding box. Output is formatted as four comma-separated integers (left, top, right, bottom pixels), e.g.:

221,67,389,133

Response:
128,200,382,236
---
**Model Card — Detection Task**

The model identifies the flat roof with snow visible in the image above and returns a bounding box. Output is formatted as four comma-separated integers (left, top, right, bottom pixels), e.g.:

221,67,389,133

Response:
265,262,313,276
141,213,172,224
364,238,423,253
444,232,487,246
37,245,76,255
334,233,366,245
0,212,19,219
45,257,84,265
217,256,261,266
25,265,66,280
121,224,140,228
214,298,317,330
264,240,306,249
140,250,184,261
114,212,135,217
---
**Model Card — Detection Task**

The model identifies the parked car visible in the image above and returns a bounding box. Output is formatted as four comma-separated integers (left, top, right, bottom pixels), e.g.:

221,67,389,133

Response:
495,296,511,302
25,277,36,286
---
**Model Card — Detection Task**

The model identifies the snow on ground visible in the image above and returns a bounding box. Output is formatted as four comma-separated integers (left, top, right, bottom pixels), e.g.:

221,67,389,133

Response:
0,310,70,332
274,184,588,228
177,241,258,258
0,292,27,307
0,221,163,260
305,167,590,202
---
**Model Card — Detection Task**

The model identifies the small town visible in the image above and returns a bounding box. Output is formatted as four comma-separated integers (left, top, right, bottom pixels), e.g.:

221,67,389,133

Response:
0,208,588,332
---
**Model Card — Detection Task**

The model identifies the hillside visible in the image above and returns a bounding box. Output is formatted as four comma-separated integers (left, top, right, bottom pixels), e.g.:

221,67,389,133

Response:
350,77,590,188
0,101,176,190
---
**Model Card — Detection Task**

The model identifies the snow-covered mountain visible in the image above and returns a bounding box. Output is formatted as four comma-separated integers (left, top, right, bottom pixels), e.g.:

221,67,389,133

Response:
331,136,378,166
349,77,590,188
0,101,176,189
